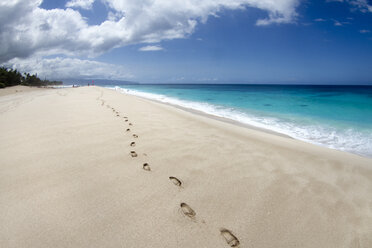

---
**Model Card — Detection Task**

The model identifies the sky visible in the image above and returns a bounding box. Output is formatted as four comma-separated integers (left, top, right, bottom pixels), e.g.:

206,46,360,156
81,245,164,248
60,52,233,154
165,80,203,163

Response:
0,0,372,84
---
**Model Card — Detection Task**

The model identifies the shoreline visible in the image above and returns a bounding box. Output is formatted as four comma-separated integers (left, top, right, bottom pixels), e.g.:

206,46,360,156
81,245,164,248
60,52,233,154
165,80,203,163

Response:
107,86,372,163
112,86,371,159
1,86,371,248
132,93,292,139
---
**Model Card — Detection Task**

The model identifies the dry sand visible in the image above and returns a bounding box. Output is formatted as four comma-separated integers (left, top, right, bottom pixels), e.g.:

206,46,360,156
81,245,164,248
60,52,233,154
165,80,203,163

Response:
0,85,371,248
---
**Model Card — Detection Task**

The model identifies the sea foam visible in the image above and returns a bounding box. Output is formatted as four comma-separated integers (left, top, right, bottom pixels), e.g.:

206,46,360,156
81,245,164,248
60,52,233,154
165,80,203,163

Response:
113,86,372,158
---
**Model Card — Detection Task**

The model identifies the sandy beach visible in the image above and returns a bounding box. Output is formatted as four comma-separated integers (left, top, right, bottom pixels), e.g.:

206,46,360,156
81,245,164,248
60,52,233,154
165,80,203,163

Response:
0,85,371,248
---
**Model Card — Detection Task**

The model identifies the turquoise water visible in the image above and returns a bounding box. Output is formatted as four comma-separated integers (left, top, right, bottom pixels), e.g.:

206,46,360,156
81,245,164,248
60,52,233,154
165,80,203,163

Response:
106,84,372,157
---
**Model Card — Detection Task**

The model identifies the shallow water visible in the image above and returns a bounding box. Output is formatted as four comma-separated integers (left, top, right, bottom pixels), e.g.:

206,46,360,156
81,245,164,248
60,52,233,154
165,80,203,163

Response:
104,84,372,158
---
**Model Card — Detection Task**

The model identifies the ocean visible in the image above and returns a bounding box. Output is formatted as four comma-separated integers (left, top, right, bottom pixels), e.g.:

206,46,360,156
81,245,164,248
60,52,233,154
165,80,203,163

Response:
104,84,372,158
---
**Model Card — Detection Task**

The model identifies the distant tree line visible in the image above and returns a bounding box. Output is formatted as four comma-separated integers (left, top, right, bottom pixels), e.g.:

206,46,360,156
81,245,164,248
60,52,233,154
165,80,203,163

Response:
0,67,62,88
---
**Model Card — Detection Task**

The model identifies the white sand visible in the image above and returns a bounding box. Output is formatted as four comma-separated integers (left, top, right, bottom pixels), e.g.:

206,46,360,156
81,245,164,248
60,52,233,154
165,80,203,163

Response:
0,86,371,248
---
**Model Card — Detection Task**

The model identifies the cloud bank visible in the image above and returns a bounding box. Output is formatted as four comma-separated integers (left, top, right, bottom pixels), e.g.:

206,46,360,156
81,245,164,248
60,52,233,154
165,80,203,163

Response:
0,0,300,64
3,57,132,80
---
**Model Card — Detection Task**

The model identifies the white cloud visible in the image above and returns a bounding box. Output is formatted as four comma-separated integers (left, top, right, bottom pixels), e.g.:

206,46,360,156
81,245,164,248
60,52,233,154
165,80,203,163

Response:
333,20,343,26
0,3,89,62
138,45,164,52
0,0,303,80
327,0,372,12
0,0,301,64
359,29,370,33
349,0,372,12
314,18,326,22
196,77,218,81
66,0,95,9
2,57,133,80
332,19,351,26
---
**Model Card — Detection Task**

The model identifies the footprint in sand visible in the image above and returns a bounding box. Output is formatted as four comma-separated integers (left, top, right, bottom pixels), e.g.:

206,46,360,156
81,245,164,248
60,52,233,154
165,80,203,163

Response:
125,119,129,122
129,123,133,126
130,151,138,157
133,134,138,138
169,176,182,187
130,142,136,147
180,203,196,218
143,163,151,171
220,228,240,247
126,128,130,132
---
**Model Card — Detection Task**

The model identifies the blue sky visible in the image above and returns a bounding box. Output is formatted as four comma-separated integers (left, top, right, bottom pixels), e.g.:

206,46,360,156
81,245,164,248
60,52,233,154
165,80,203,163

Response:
1,0,372,84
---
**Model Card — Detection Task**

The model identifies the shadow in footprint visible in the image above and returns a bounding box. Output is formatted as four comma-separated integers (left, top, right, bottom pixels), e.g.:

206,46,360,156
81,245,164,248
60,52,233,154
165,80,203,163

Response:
220,228,240,247
130,142,135,147
133,134,138,138
143,163,151,171
169,176,182,187
125,119,129,122
129,123,133,126
180,203,196,218
130,151,137,157
126,128,130,132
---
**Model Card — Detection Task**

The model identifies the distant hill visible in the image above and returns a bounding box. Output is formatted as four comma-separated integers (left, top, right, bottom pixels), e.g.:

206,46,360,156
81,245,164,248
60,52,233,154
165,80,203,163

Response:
62,79,139,86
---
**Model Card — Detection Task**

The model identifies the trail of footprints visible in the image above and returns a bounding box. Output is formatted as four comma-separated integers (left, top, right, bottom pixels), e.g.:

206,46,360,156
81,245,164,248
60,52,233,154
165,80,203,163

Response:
104,103,240,247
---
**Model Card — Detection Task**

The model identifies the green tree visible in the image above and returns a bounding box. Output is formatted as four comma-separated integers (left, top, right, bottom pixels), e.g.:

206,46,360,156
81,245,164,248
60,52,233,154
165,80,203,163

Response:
0,67,62,88
0,67,23,88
